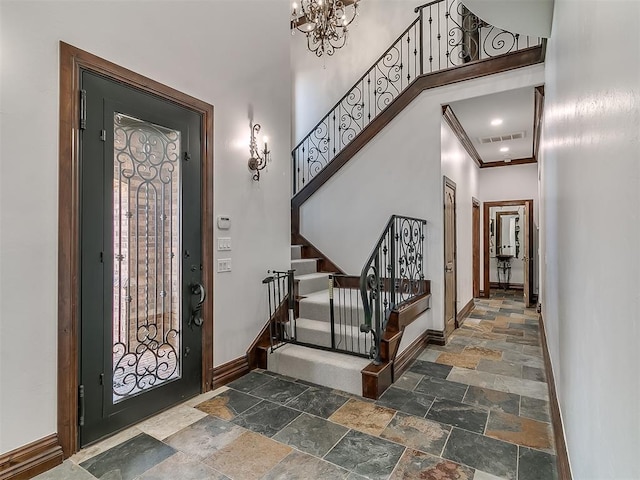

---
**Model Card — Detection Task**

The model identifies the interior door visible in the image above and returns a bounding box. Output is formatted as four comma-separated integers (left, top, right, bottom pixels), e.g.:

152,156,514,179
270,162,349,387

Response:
80,70,204,446
523,201,531,307
444,178,457,336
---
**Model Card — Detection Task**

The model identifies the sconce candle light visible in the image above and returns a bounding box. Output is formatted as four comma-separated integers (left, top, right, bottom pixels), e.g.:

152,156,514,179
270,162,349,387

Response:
248,122,270,181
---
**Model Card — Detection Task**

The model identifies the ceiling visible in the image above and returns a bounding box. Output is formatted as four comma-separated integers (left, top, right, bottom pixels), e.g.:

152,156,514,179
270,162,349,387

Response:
448,87,536,165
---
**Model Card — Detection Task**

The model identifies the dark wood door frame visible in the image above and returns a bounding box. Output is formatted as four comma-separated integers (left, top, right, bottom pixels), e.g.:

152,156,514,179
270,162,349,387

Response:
443,176,457,332
58,42,214,458
472,198,480,298
482,199,533,299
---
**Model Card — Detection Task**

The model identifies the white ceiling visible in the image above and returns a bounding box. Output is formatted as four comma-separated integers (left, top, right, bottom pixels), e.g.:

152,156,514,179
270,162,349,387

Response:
449,87,535,164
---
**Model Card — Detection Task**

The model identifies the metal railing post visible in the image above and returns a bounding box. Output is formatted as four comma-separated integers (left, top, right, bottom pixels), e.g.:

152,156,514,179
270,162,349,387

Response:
419,8,424,75
373,255,382,365
390,217,397,308
329,275,336,350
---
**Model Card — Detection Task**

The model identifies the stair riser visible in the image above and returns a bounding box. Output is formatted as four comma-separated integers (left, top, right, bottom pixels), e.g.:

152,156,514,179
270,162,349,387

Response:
291,259,318,276
299,299,365,324
296,326,371,355
297,275,331,296
291,245,302,260
267,348,365,396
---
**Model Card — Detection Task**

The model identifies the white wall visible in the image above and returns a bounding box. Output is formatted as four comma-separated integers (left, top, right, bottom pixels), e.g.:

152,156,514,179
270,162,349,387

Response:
0,0,291,455
540,0,640,477
441,120,479,313
478,163,539,292
291,0,418,143
299,65,544,334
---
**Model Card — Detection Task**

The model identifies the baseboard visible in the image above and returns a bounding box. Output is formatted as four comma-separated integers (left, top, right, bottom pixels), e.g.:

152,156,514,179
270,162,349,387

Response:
394,329,445,379
489,282,524,290
457,298,475,326
538,314,573,480
0,434,63,480
212,356,250,389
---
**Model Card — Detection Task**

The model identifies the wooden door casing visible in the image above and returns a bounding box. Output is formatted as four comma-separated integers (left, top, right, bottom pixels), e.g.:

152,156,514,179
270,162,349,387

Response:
444,177,457,336
472,198,480,298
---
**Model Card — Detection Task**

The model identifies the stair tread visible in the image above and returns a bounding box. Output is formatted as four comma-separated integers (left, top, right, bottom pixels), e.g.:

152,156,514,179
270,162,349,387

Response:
295,272,332,281
291,258,320,263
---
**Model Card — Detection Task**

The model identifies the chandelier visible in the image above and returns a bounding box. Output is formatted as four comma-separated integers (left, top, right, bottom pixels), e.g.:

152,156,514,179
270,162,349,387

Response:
291,0,360,57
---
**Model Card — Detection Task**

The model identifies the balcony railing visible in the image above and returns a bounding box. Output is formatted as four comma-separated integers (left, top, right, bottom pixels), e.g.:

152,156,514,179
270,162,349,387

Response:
292,0,542,195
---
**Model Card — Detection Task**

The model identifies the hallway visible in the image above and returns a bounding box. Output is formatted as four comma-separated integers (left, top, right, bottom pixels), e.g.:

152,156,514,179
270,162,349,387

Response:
36,292,557,480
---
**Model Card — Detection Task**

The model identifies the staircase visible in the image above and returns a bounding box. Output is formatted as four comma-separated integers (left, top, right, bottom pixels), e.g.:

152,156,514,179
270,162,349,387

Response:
268,245,370,396
257,1,545,398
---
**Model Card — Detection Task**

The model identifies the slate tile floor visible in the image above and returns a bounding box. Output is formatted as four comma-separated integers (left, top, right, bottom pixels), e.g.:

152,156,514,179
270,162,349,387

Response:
37,291,558,480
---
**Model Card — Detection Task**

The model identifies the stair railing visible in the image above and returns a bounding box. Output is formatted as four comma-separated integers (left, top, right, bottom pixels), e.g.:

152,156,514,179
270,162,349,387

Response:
262,270,296,352
360,215,427,364
292,0,542,194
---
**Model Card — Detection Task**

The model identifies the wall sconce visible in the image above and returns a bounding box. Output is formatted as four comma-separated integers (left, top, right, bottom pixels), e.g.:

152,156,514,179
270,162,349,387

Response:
248,122,270,181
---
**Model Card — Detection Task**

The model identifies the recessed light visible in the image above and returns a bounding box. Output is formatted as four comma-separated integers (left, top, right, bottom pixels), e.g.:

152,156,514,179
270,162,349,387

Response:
491,118,503,126
500,147,509,153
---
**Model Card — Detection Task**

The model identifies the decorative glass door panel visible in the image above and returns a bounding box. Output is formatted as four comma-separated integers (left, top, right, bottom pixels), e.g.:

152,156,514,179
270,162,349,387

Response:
112,113,182,402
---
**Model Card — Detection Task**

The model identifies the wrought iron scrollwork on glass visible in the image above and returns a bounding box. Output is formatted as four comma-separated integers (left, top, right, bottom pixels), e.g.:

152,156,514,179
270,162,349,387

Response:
112,113,182,402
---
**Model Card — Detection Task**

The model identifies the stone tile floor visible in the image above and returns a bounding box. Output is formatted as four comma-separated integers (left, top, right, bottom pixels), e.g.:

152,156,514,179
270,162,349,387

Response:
36,291,558,480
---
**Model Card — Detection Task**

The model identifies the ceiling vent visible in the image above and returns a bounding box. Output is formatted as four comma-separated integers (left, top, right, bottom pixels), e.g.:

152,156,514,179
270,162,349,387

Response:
479,131,525,144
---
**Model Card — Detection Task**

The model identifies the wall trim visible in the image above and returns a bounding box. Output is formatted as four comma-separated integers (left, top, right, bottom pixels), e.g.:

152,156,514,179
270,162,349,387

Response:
479,157,536,169
533,85,545,160
457,298,475,326
0,434,63,480
490,282,524,290
212,356,250,389
58,42,215,457
394,329,446,378
539,314,573,480
442,105,483,167
291,232,345,274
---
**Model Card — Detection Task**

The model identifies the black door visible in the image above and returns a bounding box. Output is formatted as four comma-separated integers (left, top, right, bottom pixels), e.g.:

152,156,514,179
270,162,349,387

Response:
80,71,203,446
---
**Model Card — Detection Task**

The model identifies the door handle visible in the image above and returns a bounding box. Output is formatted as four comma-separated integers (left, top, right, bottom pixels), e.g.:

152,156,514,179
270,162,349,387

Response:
189,282,206,327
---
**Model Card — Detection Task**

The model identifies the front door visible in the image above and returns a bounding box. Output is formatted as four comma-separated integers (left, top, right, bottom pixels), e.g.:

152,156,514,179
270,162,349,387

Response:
80,71,204,446
444,177,457,336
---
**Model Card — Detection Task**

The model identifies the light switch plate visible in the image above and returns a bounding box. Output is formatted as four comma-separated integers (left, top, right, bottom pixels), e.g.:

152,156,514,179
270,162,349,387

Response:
217,237,231,251
217,258,232,273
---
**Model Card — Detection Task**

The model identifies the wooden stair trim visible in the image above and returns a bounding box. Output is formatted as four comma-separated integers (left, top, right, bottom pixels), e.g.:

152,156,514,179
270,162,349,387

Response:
360,282,436,399
291,44,546,236
247,296,291,370
291,232,345,275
